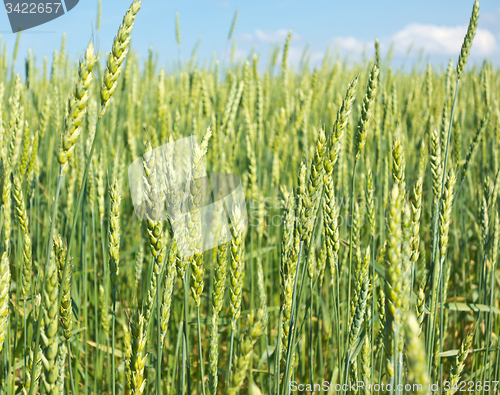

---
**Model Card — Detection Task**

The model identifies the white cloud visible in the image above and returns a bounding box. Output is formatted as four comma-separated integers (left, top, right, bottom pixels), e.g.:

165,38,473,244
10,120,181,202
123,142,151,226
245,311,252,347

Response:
233,49,248,62
240,33,254,41
216,2,231,8
483,8,500,25
240,29,301,43
287,46,324,65
390,23,496,56
255,29,289,42
237,22,499,68
332,36,371,53
232,45,324,66
330,24,498,60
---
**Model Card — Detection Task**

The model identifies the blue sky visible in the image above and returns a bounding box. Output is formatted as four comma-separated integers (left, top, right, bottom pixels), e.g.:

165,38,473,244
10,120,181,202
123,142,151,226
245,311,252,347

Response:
1,0,499,72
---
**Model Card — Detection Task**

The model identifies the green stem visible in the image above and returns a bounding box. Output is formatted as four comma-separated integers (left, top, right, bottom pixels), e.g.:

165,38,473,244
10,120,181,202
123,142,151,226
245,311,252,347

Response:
330,280,340,380
91,209,100,393
344,158,358,384
226,326,235,394
112,285,116,395
157,256,163,395
67,340,77,395
100,218,110,390
182,273,191,395
370,235,375,384
173,319,183,393
23,300,26,385
196,306,206,395
273,310,282,395
309,278,313,386
82,193,88,395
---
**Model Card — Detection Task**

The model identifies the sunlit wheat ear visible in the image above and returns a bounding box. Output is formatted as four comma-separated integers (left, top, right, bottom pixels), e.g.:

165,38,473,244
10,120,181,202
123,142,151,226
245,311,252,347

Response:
430,128,442,205
40,248,59,395
374,38,381,67
1,158,11,255
26,128,39,182
13,174,31,299
398,203,412,352
160,243,176,345
445,58,455,103
416,280,426,335
228,9,238,40
300,128,326,249
348,246,370,356
140,142,164,321
480,196,489,247
229,205,245,329
58,42,97,175
22,340,41,395
96,0,102,30
439,169,456,268
209,228,229,393
282,31,292,71
256,257,268,325
425,63,433,110
365,162,375,235
280,190,297,358
411,161,424,267
439,105,449,158
99,285,110,338
128,312,147,395
134,243,144,303
228,310,265,395
323,174,340,286
213,227,229,317
54,235,72,340
101,0,142,117
404,314,430,393
361,323,371,393
462,114,488,182
355,63,379,162
175,12,181,46
8,75,23,168
375,256,386,350
384,184,402,380
432,321,441,379
96,156,106,223
457,0,479,78
392,132,406,194
56,342,67,394
190,128,212,307
0,83,4,155
447,326,475,395
124,322,132,387
19,120,30,176
108,178,122,288
0,252,10,354
491,215,500,267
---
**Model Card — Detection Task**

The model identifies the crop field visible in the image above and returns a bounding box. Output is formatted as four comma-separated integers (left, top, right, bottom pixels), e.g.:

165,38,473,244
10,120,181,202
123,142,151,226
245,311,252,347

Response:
0,0,498,394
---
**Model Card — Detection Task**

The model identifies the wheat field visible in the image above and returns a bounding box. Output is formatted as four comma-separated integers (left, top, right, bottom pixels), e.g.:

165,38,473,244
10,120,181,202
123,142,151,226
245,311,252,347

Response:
0,0,498,394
